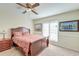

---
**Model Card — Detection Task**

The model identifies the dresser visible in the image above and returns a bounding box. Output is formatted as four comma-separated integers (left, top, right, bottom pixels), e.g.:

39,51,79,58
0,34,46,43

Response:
0,39,13,52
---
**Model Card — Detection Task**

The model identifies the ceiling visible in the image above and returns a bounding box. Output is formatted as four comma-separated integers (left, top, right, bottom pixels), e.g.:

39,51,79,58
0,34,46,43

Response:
0,3,79,20
29,3,79,20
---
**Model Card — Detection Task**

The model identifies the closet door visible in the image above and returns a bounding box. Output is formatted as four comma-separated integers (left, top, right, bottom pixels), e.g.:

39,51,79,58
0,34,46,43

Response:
49,22,58,42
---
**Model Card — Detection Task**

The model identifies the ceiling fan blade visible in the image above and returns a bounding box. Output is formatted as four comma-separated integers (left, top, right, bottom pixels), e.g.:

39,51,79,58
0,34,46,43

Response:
32,3,40,8
16,3,26,8
31,10,38,15
26,3,32,8
22,10,27,14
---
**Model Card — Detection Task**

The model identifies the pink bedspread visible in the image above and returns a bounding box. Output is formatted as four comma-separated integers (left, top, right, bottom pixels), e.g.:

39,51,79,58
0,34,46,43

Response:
12,34,45,55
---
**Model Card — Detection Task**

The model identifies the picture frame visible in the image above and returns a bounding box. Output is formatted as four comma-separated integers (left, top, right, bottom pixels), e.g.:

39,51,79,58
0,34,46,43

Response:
34,23,42,32
59,20,79,32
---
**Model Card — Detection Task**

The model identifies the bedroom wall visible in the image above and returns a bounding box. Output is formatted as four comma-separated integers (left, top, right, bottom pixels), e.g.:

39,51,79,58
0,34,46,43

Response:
33,9,79,52
0,4,33,39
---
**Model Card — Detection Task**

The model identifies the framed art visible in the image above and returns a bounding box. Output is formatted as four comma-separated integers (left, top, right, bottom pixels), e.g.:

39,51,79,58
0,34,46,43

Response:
59,20,79,32
34,23,42,32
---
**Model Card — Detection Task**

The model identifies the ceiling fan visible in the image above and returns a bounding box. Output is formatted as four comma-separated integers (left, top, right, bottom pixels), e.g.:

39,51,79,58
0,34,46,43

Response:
16,3,40,15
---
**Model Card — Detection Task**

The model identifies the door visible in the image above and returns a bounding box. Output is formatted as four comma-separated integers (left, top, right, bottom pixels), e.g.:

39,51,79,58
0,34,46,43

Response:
49,22,58,42
42,22,58,42
42,23,49,37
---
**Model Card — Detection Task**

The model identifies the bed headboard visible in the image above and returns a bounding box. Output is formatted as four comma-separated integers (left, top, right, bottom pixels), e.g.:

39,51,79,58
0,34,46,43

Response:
11,27,30,39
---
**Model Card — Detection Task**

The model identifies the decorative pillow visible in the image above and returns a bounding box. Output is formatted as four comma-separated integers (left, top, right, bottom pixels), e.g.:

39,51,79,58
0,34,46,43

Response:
22,32,30,36
13,32,22,36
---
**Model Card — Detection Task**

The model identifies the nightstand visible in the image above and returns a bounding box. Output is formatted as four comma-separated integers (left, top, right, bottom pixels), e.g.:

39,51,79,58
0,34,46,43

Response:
0,39,13,52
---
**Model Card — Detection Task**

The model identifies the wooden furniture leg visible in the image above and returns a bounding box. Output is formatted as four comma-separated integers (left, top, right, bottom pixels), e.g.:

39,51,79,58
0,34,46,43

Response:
47,38,49,47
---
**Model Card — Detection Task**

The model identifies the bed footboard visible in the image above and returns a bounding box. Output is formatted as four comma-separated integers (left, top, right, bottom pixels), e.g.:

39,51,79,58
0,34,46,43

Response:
28,38,49,56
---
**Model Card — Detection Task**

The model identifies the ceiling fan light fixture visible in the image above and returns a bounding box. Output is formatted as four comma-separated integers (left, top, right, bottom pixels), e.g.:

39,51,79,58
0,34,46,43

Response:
27,9,31,12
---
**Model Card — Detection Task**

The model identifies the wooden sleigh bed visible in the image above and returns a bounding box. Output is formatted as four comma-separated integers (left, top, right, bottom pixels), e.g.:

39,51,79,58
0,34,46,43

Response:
11,27,49,56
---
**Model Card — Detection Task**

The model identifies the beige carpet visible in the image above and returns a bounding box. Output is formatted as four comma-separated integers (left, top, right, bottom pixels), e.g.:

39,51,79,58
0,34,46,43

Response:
0,45,79,56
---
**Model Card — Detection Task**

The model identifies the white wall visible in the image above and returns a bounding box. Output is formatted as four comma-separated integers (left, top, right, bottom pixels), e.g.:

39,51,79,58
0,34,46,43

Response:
0,4,33,39
33,9,79,52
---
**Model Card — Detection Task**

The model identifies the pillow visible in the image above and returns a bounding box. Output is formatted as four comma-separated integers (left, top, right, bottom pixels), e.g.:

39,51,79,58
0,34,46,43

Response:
13,32,22,36
22,32,30,36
